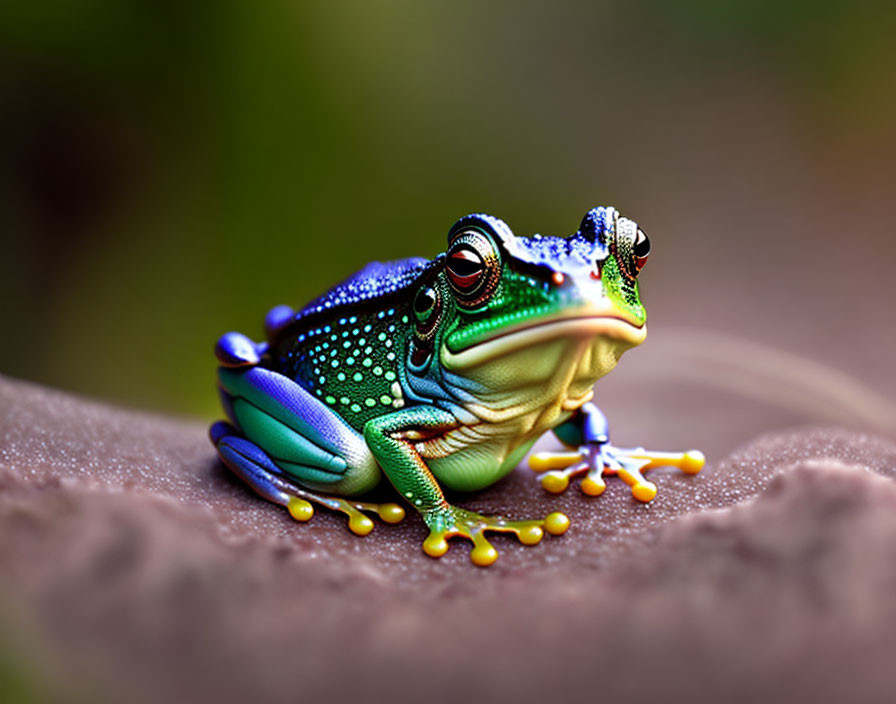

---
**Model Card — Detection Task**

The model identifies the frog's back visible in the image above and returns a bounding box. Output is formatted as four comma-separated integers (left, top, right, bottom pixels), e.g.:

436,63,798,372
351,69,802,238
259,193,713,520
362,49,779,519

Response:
295,258,431,320
268,257,435,431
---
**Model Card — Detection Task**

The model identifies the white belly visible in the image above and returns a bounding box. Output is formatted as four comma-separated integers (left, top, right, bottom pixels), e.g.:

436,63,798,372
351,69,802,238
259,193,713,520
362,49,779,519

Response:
426,324,639,491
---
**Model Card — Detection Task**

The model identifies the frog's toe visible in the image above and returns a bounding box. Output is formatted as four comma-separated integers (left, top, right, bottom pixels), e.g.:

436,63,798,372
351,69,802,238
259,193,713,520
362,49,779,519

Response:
529,450,589,495
529,450,586,474
679,450,707,475
287,496,314,521
422,506,568,566
618,471,657,503
607,446,705,502
470,533,499,567
376,503,406,524
516,524,544,545
529,450,589,494
625,448,706,475
422,533,450,559
544,511,571,535
329,498,406,536
580,469,607,496
425,523,498,567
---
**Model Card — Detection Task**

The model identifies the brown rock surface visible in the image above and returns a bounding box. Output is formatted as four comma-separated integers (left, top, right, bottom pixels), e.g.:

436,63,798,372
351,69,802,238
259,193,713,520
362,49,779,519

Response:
2,373,896,703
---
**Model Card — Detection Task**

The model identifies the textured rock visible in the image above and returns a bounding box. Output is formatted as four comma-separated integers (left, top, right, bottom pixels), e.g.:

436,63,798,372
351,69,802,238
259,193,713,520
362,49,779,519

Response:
2,374,896,703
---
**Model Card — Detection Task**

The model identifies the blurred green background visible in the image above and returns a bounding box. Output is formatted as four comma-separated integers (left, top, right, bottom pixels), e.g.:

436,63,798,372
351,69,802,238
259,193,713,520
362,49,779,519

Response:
1,0,894,418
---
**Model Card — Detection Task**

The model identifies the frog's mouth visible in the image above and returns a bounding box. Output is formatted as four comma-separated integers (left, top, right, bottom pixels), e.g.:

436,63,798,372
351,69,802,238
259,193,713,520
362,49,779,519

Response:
443,305,646,369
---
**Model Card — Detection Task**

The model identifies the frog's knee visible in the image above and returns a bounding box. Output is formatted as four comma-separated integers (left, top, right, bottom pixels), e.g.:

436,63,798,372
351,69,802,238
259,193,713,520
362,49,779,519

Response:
215,331,267,367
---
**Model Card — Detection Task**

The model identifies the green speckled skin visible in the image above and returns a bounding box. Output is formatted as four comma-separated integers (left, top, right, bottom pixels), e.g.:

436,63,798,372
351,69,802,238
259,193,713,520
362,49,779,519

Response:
284,308,410,431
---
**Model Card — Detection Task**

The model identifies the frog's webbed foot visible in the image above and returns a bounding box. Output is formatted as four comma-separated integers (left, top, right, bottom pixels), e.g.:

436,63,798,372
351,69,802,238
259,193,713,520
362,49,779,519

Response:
421,505,569,567
211,421,405,535
530,403,703,502
530,444,704,502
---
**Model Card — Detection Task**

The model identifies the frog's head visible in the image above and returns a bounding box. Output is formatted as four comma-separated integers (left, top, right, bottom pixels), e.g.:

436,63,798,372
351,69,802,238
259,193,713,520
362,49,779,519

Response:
409,207,650,379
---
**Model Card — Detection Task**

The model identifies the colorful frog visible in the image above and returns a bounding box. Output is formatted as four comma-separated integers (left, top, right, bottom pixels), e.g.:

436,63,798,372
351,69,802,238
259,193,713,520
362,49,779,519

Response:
210,207,703,565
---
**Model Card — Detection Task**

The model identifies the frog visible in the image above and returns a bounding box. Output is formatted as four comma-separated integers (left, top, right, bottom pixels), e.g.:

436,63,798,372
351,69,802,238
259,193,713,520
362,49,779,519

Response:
210,207,704,566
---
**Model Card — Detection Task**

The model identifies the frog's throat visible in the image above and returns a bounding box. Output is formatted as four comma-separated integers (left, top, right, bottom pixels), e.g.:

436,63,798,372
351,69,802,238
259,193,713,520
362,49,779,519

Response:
441,310,646,370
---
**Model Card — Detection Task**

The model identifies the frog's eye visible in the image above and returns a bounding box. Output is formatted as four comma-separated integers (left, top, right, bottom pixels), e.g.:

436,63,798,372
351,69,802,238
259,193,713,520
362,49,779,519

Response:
447,248,483,286
445,230,501,308
410,285,442,372
615,217,649,278
414,286,438,323
414,285,442,338
633,228,650,272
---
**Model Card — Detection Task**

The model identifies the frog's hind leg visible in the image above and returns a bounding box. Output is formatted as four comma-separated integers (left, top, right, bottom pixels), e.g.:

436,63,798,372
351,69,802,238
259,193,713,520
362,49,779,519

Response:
210,421,405,535
212,358,407,534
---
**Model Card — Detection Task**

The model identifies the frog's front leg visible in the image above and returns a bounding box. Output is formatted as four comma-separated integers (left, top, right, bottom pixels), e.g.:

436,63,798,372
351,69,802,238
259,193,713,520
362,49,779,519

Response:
529,403,705,502
363,407,569,566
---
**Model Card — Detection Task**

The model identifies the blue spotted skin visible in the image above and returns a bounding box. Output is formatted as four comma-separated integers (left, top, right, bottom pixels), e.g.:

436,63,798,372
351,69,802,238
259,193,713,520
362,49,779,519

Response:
209,207,689,566
296,258,432,319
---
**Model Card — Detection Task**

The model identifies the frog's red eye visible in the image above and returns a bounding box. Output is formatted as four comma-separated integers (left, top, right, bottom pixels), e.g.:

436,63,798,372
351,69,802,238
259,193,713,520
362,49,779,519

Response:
444,230,501,309
446,248,484,290
633,228,650,272
615,217,649,278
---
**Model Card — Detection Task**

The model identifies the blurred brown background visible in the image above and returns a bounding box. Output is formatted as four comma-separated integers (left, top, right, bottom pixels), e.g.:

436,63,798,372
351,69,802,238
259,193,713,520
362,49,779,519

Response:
1,0,894,445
